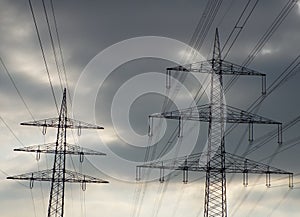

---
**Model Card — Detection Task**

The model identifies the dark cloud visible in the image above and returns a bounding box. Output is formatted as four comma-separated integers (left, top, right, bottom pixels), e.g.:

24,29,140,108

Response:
0,0,300,216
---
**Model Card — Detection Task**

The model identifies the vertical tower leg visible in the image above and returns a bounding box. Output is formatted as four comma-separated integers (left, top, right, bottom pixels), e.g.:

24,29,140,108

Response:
204,28,227,217
48,89,67,217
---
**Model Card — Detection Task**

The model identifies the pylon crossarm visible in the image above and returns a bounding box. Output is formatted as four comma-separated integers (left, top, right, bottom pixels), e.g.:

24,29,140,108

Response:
137,152,206,172
150,104,280,124
14,143,106,156
167,60,210,73
219,60,265,77
21,118,104,130
223,152,292,175
7,169,109,183
166,57,266,96
226,105,280,124
137,151,292,175
167,60,265,77
64,170,109,183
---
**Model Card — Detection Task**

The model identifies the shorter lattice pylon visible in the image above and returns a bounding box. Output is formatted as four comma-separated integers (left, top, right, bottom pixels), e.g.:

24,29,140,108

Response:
7,88,108,217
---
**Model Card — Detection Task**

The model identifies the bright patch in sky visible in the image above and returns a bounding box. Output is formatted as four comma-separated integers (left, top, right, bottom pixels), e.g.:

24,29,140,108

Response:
99,127,119,144
261,47,278,55
261,48,273,55
179,49,204,62
297,2,300,14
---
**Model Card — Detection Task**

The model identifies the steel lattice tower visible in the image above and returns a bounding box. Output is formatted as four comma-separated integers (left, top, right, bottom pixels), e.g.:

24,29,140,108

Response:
7,88,108,217
136,29,293,217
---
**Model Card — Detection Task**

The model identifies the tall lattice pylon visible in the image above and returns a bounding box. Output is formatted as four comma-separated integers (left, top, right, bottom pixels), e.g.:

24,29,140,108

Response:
7,88,108,217
136,29,293,217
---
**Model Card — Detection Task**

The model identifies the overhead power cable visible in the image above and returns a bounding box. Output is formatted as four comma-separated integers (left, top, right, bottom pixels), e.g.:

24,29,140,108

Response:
132,2,225,217
243,0,298,67
49,0,73,106
221,0,259,60
224,0,298,93
28,0,59,114
0,57,36,122
41,0,64,92
0,115,24,147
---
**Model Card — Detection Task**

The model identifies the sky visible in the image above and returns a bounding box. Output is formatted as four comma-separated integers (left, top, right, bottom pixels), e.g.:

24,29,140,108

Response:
1,0,300,217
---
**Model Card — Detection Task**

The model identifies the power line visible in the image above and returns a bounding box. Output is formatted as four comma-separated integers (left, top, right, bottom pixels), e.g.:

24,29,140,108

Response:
137,1,261,215
227,55,300,157
1,57,49,215
0,115,24,147
162,0,224,113
221,0,259,60
49,0,73,106
145,1,261,213
243,0,298,67
28,0,59,114
41,0,64,92
224,0,298,93
248,54,300,112
0,57,36,122
131,0,224,211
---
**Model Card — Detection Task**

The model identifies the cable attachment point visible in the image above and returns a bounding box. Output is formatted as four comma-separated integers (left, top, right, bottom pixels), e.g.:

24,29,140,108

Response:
159,162,165,183
42,121,47,135
36,146,41,161
29,173,34,189
79,152,84,163
266,169,271,188
77,123,82,136
289,174,294,189
183,159,188,184
82,176,86,191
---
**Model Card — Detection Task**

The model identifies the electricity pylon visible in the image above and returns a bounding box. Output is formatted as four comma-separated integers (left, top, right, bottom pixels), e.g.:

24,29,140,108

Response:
136,29,293,217
7,88,108,217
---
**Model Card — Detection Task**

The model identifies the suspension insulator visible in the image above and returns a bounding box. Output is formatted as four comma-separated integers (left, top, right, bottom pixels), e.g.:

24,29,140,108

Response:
29,174,34,189
136,167,141,181
148,117,153,137
166,69,171,89
82,176,86,191
77,124,82,136
243,172,248,187
183,169,188,184
265,172,271,188
277,124,283,145
289,174,294,189
42,123,47,135
159,165,164,183
178,116,183,138
183,159,188,184
248,122,254,142
36,151,41,161
79,152,84,163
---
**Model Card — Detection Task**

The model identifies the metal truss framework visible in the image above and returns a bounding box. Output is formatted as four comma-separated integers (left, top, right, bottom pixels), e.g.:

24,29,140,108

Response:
138,29,293,217
7,88,108,217
136,152,293,185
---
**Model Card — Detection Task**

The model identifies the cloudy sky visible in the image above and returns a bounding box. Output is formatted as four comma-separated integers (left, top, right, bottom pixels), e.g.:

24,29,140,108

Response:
1,0,300,217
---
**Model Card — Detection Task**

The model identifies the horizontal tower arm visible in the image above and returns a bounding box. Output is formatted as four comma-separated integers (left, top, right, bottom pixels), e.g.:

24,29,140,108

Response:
150,104,281,125
21,118,104,130
167,59,266,76
14,143,106,156
7,169,109,184
137,152,292,175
